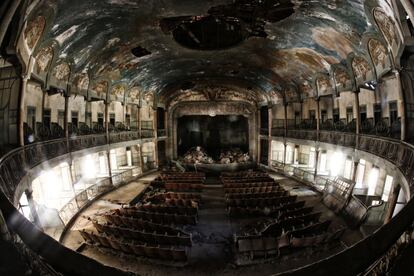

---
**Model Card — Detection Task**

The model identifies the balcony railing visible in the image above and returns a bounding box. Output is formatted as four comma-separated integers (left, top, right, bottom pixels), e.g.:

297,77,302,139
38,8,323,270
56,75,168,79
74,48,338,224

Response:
0,127,413,275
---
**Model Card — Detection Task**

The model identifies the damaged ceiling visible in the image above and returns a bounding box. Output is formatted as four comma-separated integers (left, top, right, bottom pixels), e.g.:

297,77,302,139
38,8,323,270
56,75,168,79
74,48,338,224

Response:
24,0,398,101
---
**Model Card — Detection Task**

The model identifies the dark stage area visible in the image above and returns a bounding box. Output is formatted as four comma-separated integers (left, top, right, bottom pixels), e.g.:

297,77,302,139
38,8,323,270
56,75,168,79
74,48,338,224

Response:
177,115,249,159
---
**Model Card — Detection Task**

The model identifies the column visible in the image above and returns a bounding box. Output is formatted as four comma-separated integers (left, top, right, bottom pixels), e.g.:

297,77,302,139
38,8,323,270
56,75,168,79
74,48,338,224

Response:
268,105,273,166
354,90,361,135
316,97,320,141
137,105,141,137
106,149,113,185
18,75,29,146
384,184,401,224
351,160,359,183
64,94,69,140
284,102,288,137
257,109,261,163
314,148,319,177
105,100,110,143
153,107,159,167
283,142,287,166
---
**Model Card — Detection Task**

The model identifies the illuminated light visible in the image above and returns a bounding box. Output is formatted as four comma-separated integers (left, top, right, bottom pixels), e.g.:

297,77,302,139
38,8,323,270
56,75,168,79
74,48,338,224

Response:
330,151,344,176
110,149,118,170
368,167,379,196
209,111,216,117
41,170,59,198
127,149,132,167
82,155,97,179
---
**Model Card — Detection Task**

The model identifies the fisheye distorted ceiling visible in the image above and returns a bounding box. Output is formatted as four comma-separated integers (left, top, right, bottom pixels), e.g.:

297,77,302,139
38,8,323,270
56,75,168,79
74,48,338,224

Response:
25,0,397,100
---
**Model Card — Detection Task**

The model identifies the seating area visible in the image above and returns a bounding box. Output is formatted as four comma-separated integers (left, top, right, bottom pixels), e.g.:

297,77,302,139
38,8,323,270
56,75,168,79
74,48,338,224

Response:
78,171,205,264
221,171,345,264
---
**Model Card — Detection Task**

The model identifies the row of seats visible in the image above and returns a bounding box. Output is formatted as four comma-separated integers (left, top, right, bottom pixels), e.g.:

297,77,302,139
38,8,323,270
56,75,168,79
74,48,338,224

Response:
221,177,275,184
126,204,198,216
103,214,188,234
228,201,306,217
144,196,199,208
79,230,188,262
114,208,197,225
224,186,283,194
221,171,269,178
227,195,298,208
226,191,288,200
223,182,278,189
145,192,202,202
164,182,203,191
91,220,192,246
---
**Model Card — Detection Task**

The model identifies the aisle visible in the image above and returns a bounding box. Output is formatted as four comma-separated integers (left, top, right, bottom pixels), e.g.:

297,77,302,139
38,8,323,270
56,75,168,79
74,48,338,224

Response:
189,177,233,269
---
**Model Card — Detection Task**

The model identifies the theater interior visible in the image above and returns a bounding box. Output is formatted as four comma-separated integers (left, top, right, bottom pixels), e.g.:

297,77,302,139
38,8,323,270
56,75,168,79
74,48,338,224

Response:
1,0,414,275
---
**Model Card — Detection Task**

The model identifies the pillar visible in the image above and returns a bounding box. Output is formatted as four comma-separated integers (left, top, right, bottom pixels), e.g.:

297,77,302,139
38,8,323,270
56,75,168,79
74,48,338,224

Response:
18,75,28,146
105,100,110,143
351,160,359,183
153,107,159,167
384,184,401,224
316,97,320,141
314,148,319,177
283,142,287,166
354,90,361,135
284,102,288,137
64,94,69,140
268,105,273,166
137,105,141,136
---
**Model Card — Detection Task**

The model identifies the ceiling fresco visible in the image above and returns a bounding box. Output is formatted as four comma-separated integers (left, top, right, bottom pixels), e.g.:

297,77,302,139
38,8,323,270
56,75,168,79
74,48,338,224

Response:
24,0,400,101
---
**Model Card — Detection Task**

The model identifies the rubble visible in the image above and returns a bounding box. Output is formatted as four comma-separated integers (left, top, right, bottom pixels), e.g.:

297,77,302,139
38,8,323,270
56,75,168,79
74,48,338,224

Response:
181,147,250,164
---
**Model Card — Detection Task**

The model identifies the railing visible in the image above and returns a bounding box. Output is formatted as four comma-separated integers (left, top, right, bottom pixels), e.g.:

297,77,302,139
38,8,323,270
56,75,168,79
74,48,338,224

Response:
141,129,155,138
59,167,141,226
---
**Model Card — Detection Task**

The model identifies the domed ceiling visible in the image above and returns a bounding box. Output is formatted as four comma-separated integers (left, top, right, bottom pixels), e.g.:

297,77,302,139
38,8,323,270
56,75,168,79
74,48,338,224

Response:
24,0,399,101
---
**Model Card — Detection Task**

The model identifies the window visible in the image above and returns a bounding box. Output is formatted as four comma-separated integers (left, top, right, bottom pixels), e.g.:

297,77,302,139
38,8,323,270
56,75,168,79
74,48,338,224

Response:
98,113,104,127
125,114,131,128
294,111,301,126
71,111,79,127
360,105,367,123
126,147,133,167
319,152,327,172
86,112,92,127
333,108,339,123
346,106,353,123
382,175,393,202
389,101,398,125
321,110,327,123
110,113,116,127
309,147,316,168
99,153,108,174
110,149,118,170
286,145,294,164
356,159,366,188
58,110,65,127
368,166,379,196
309,110,316,122
27,106,36,130
43,109,51,128
59,162,72,191
344,158,353,179
374,103,382,124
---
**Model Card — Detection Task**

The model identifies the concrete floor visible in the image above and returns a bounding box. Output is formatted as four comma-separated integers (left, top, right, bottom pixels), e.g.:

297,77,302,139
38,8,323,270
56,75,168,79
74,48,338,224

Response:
61,172,364,276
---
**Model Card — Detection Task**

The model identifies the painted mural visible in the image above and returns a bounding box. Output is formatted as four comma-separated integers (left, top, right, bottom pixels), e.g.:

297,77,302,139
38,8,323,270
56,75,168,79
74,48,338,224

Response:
24,16,46,50
35,46,53,74
333,67,352,92
316,75,333,96
373,9,398,50
112,84,125,100
52,62,70,81
368,38,391,77
92,80,108,98
73,73,89,94
352,56,373,86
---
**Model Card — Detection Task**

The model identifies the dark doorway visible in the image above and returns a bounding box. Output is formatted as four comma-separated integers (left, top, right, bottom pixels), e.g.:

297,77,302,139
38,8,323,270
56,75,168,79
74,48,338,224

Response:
157,107,165,130
260,139,269,165
158,140,167,166
260,106,269,130
177,115,249,159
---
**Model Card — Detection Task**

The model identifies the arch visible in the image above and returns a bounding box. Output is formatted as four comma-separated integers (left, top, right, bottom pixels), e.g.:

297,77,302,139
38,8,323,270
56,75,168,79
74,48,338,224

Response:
373,7,401,57
348,53,375,88
331,64,354,94
314,72,334,97
24,15,46,51
89,78,111,101
367,38,393,79
110,82,128,103
70,72,90,97
126,86,141,105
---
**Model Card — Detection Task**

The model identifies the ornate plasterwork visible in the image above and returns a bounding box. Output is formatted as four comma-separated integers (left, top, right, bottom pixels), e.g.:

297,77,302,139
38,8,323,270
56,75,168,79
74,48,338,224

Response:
128,87,140,102
316,76,332,96
24,16,46,50
35,46,53,72
173,101,255,118
299,82,315,99
52,62,70,81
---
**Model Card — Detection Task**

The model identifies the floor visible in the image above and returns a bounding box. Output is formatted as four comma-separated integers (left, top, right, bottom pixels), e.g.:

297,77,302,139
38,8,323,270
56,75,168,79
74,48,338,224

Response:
61,172,364,276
